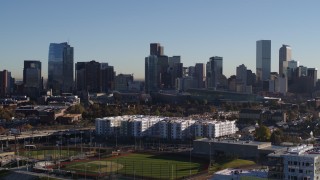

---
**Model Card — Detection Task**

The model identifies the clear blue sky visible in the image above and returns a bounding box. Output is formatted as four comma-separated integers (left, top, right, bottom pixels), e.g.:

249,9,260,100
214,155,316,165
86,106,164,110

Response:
1,0,320,80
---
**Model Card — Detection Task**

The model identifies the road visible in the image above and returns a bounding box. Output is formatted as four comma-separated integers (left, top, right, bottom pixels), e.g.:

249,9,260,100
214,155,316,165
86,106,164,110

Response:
0,127,94,142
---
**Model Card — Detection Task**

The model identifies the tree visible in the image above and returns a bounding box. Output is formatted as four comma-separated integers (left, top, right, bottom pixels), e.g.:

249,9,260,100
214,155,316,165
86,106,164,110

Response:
255,125,271,142
67,104,85,114
270,129,283,145
0,108,13,121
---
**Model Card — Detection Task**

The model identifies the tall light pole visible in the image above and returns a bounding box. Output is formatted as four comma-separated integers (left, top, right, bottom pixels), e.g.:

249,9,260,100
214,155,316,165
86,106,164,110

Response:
189,134,192,176
80,131,83,154
209,141,211,173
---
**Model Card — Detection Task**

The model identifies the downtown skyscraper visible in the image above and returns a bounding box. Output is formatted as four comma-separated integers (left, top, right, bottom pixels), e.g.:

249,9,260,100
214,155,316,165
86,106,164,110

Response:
206,56,223,89
47,42,74,95
23,60,42,98
75,61,115,93
279,44,292,77
145,43,170,93
256,40,271,82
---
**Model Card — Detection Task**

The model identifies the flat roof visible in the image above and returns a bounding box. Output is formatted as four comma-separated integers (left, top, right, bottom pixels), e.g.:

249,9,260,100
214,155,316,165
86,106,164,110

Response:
195,138,271,147
212,168,268,179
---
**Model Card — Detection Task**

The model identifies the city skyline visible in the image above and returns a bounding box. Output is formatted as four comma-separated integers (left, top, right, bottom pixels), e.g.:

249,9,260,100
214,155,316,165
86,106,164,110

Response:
1,0,320,80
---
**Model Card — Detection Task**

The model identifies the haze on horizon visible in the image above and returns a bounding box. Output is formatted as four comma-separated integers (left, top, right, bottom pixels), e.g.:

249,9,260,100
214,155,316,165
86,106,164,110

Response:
1,0,320,80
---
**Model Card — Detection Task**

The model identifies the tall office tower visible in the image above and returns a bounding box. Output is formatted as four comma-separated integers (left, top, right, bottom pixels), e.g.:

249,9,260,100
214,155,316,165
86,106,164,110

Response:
150,43,164,56
256,40,271,82
75,61,115,93
145,43,169,93
236,64,247,85
206,56,223,89
23,60,42,98
114,74,134,92
307,68,318,87
168,56,180,67
48,42,74,95
145,55,159,93
194,63,205,88
75,62,86,92
287,60,299,81
246,70,256,86
0,70,12,97
169,56,182,87
296,66,308,77
157,55,170,88
188,66,195,77
101,63,115,93
279,44,292,77
86,61,101,93
172,63,183,87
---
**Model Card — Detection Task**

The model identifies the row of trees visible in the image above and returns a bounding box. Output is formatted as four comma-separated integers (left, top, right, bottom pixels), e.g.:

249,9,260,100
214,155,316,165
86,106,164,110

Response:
66,103,219,121
255,125,302,145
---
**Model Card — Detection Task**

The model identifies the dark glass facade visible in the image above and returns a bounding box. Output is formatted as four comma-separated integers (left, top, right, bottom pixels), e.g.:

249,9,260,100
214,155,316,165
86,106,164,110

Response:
48,42,73,95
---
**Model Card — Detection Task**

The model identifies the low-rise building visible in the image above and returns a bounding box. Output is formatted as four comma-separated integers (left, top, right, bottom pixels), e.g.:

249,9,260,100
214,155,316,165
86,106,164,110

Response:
57,114,82,124
15,105,67,123
268,144,320,180
193,138,285,160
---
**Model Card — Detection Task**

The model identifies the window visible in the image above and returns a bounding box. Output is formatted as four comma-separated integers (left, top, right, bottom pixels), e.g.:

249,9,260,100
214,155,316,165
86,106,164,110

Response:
299,169,303,173
306,162,310,166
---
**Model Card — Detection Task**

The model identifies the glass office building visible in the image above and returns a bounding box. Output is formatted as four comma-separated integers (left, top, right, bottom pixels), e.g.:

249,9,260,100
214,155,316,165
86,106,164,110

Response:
48,42,74,95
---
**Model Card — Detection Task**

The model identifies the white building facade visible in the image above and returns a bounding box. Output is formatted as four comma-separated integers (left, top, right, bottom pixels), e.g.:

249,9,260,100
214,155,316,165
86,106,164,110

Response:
95,115,237,140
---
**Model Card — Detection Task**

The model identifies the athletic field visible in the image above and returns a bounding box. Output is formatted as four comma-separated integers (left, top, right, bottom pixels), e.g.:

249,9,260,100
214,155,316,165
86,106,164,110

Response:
63,153,207,179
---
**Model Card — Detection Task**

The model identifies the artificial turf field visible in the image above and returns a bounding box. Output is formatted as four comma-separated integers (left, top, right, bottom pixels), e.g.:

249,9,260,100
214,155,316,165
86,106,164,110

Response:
19,149,80,160
63,153,207,179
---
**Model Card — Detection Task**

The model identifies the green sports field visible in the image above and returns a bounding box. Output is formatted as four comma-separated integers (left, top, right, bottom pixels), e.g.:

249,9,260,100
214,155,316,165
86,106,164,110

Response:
63,153,207,179
19,149,80,160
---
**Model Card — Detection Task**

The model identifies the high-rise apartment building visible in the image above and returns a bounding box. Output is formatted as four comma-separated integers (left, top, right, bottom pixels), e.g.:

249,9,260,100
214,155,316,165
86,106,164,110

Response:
48,42,74,95
23,60,42,98
256,40,271,82
206,56,223,89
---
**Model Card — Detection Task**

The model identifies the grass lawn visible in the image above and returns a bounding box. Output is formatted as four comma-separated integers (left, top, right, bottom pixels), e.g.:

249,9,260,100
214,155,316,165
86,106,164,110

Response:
110,153,206,179
19,150,80,160
221,159,255,169
64,161,123,174
63,153,207,179
0,170,11,178
209,159,256,173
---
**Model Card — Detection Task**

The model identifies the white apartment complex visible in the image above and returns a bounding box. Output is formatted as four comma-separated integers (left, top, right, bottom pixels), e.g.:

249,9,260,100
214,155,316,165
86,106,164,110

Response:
194,120,238,138
95,115,238,140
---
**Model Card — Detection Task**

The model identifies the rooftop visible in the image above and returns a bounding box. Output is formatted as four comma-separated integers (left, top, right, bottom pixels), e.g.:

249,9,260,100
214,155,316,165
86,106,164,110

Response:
195,138,271,147
211,168,268,180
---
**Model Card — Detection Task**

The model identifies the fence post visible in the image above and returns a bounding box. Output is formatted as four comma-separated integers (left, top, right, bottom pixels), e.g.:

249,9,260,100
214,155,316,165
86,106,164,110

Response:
176,164,177,180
